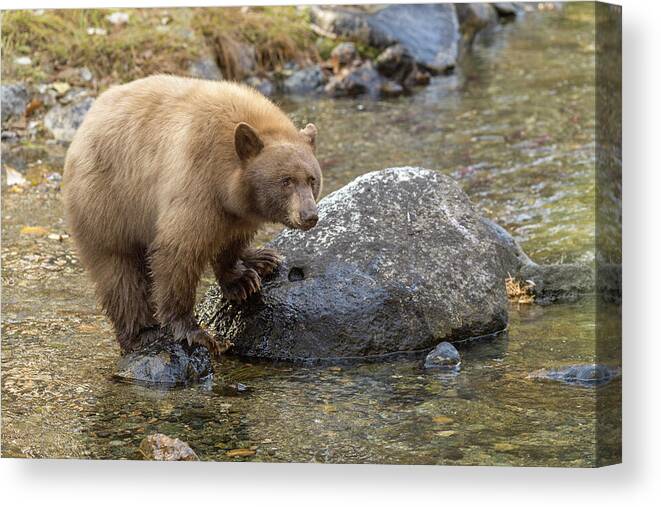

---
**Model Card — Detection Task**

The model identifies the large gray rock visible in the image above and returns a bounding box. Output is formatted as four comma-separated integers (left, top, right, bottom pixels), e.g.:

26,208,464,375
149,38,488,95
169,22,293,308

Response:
367,4,461,74
199,167,517,362
1,83,29,123
44,96,94,142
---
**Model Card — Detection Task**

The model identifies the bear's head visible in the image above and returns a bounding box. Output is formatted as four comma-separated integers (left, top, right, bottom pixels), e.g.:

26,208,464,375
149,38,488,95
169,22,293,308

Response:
235,122,322,231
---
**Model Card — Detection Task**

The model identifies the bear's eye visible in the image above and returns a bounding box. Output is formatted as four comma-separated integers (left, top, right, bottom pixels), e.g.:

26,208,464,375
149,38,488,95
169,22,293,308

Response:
281,177,293,188
308,176,316,186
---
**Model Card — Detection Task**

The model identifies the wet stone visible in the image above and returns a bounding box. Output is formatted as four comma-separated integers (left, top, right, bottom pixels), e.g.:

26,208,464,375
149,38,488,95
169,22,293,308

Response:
115,337,212,386
528,364,620,387
199,167,517,362
424,342,461,370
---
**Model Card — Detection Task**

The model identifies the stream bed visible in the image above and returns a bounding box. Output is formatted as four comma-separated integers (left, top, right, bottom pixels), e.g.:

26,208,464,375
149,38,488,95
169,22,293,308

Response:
1,5,620,466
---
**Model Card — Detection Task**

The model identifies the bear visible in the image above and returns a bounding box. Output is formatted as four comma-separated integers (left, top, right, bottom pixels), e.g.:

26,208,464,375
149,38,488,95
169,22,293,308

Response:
63,74,322,358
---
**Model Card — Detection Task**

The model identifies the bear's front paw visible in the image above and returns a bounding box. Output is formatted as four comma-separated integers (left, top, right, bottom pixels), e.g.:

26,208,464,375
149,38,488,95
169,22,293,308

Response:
220,267,261,302
241,248,283,278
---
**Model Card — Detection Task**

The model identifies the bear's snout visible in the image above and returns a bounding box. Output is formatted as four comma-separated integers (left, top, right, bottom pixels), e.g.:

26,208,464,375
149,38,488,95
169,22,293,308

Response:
299,208,318,230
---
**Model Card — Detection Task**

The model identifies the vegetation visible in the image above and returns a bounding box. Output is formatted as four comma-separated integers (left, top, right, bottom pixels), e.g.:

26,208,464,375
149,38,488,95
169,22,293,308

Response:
1,9,196,84
191,6,320,79
1,6,387,85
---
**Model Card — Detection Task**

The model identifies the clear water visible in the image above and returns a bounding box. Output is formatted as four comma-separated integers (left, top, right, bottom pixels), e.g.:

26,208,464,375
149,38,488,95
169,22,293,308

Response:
1,5,620,466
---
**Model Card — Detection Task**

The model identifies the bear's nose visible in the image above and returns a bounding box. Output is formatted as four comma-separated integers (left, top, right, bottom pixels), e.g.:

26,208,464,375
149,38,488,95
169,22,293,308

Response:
300,210,318,230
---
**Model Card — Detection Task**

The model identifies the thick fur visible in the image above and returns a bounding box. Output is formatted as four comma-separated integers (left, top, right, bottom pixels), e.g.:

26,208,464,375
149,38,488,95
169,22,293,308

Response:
63,75,322,356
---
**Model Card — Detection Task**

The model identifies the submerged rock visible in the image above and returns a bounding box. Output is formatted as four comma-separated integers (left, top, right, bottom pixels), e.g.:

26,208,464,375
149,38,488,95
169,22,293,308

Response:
516,263,594,304
1,83,29,123
424,342,461,370
139,434,199,461
199,167,519,362
44,96,94,142
115,337,212,385
367,4,461,74
528,364,620,387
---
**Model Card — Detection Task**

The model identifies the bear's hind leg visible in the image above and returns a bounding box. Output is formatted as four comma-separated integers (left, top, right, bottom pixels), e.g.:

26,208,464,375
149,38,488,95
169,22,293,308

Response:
84,248,158,353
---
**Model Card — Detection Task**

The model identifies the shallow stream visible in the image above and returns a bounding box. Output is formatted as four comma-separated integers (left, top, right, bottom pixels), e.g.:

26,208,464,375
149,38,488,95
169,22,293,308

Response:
1,5,620,466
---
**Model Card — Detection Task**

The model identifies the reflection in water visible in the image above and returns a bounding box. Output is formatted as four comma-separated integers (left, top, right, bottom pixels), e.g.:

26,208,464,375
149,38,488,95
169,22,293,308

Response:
1,5,620,466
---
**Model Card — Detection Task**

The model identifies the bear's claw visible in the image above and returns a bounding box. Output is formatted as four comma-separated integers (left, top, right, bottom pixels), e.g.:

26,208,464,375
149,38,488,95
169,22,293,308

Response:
242,248,283,278
221,267,261,302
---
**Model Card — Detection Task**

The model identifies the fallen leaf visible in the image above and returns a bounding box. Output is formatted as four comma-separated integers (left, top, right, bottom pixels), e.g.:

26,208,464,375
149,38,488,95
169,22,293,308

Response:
225,448,256,458
435,430,456,437
493,442,517,452
432,416,454,424
20,226,49,236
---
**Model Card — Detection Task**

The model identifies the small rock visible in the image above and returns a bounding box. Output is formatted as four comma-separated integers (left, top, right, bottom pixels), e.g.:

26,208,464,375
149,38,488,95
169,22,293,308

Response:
188,56,223,81
245,76,274,97
79,67,93,82
424,342,461,370
375,44,415,83
330,42,358,74
139,434,198,461
51,81,71,96
1,83,29,123
44,96,94,142
86,27,107,36
380,80,404,98
528,364,620,387
14,56,32,66
5,167,27,187
106,12,130,25
115,335,212,386
325,61,382,98
282,65,326,95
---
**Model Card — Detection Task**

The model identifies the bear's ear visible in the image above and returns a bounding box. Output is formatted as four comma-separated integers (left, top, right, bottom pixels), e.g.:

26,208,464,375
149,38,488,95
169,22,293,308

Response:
300,123,317,151
235,122,264,161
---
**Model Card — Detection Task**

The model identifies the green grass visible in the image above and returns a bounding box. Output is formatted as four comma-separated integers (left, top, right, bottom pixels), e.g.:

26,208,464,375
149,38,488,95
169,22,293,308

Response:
1,8,200,84
191,6,320,79
1,7,382,86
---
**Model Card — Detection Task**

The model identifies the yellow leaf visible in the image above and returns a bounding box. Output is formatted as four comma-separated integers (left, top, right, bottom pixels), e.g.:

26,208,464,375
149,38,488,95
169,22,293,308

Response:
225,448,256,458
493,442,517,452
20,226,49,236
432,416,454,424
